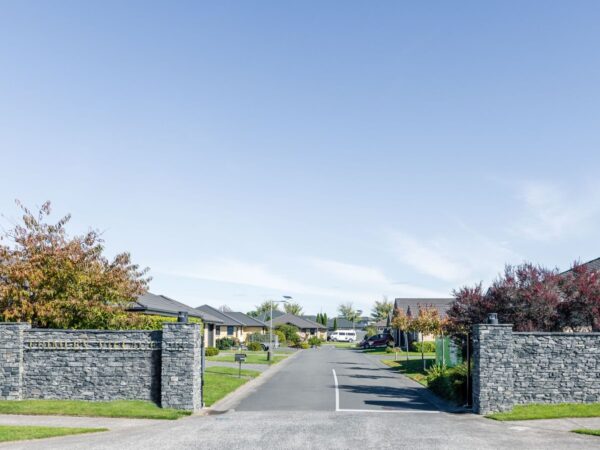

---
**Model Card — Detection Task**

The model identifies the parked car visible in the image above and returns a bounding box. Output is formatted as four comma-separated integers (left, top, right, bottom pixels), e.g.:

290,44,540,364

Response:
328,330,357,342
359,333,394,349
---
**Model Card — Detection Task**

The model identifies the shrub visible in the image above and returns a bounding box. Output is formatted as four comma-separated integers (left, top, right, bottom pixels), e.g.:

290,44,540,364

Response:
276,324,300,341
275,330,286,346
411,341,436,353
247,342,263,351
308,336,322,347
385,346,395,353
299,342,309,349
205,347,219,356
426,363,468,403
288,333,302,346
216,337,237,350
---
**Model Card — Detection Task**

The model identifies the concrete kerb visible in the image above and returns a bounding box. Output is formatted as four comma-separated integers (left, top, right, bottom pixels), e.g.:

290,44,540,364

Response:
199,349,302,414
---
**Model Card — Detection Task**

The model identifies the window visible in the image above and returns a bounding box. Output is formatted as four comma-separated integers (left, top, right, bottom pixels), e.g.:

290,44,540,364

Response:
216,326,221,336
227,326,234,336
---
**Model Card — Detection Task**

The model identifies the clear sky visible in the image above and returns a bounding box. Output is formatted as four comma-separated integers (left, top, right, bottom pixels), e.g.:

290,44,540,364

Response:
1,1,599,316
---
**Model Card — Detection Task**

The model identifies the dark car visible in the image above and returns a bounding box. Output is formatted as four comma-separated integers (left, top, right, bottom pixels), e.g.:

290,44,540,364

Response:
359,333,394,349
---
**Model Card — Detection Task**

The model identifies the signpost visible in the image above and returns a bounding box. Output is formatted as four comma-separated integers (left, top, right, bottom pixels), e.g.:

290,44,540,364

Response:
235,353,246,378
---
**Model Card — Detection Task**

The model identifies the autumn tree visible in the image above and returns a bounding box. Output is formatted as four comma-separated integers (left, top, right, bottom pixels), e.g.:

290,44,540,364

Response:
0,201,151,329
411,305,443,370
371,297,394,321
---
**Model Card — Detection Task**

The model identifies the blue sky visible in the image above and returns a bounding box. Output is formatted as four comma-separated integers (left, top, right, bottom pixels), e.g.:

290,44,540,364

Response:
1,1,600,316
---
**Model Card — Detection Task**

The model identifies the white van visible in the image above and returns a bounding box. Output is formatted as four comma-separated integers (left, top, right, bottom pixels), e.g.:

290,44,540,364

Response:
329,330,357,342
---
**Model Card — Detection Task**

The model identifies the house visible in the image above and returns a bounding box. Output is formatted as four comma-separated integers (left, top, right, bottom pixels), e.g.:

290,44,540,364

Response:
128,292,224,346
326,317,369,331
392,297,454,347
267,313,327,339
196,305,267,346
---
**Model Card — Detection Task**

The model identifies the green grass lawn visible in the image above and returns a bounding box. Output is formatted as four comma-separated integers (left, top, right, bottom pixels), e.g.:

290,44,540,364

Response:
381,358,435,386
203,367,261,406
362,348,436,357
207,352,287,365
487,403,600,421
322,342,356,349
0,425,107,443
0,400,190,420
573,429,600,437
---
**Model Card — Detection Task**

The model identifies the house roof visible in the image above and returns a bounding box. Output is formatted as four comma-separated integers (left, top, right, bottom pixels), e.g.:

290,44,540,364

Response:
129,292,222,323
254,309,285,323
196,305,242,326
394,298,454,319
268,313,327,330
221,311,267,328
326,317,369,329
561,257,600,275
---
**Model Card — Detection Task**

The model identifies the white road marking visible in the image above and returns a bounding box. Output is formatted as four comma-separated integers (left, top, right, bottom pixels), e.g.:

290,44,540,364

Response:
332,368,340,411
331,368,440,414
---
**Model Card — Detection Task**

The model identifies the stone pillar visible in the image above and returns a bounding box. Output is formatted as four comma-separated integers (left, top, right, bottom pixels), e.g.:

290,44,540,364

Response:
472,324,514,414
0,322,30,400
161,323,202,411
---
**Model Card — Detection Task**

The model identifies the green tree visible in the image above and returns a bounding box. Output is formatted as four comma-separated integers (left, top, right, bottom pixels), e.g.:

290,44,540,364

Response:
333,317,338,331
364,325,377,338
0,201,151,329
249,300,281,318
371,297,394,321
338,302,359,322
284,302,303,315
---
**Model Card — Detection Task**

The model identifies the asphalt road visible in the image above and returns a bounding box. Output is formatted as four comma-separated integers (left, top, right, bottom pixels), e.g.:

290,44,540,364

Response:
2,347,599,449
235,345,439,412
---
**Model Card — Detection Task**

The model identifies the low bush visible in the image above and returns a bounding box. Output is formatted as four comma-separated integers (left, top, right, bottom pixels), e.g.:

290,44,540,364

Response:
247,342,263,351
425,363,468,403
288,333,302,346
385,346,395,353
275,330,286,346
298,342,310,349
411,341,436,353
307,337,322,347
216,337,237,350
205,347,219,357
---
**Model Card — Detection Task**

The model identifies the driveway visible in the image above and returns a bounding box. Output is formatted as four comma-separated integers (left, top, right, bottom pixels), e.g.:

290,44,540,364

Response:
1,347,598,449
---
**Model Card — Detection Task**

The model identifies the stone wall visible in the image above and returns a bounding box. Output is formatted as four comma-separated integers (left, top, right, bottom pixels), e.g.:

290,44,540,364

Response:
0,322,202,411
472,324,600,414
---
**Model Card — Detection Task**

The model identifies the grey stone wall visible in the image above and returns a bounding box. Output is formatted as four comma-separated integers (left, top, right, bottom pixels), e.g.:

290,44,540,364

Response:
0,323,29,400
513,332,600,405
472,324,514,414
161,323,202,411
472,324,600,414
0,322,202,411
24,329,161,403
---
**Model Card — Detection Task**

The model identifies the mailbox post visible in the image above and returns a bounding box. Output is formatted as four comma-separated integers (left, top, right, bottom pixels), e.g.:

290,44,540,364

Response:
235,353,247,378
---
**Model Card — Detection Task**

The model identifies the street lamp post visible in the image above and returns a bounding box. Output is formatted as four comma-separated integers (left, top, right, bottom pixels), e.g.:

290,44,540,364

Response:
268,296,292,361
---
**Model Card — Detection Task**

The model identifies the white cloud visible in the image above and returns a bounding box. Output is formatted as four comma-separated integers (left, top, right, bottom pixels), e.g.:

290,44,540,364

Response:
513,181,600,241
389,231,470,282
310,259,390,285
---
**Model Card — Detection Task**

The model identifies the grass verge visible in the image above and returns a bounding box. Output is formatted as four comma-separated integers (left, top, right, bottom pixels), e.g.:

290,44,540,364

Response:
363,348,436,357
0,400,190,420
203,367,261,406
487,403,600,421
573,429,600,437
0,425,107,443
381,358,435,386
207,353,287,365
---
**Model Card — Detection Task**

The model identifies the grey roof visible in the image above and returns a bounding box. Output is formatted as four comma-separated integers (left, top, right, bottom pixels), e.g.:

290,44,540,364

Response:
196,305,242,326
268,313,327,330
255,309,285,323
326,317,369,329
561,257,600,275
129,292,222,323
224,311,267,328
394,298,454,319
